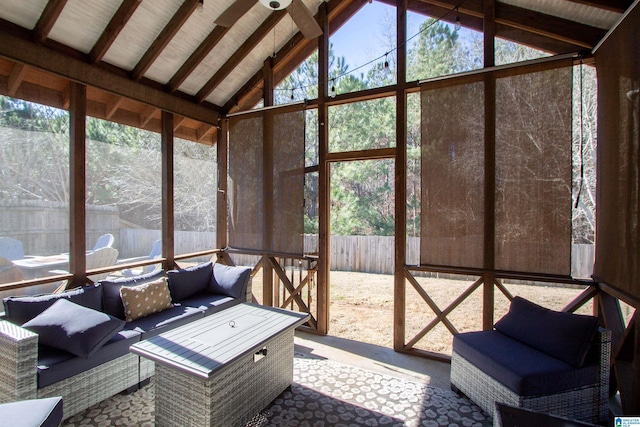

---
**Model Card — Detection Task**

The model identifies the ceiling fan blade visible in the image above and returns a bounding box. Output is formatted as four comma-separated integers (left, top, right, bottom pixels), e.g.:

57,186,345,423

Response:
215,0,258,27
286,0,322,39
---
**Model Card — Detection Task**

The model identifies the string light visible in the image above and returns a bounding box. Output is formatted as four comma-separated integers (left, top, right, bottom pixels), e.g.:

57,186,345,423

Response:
197,0,203,12
269,2,466,99
291,88,295,100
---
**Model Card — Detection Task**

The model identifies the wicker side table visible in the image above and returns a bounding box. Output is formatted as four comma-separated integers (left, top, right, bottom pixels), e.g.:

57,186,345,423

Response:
130,303,309,427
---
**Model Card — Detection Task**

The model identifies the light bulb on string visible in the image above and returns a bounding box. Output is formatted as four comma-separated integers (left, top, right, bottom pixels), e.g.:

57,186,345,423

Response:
454,8,461,31
291,88,295,101
384,53,389,69
330,80,336,98
197,0,204,12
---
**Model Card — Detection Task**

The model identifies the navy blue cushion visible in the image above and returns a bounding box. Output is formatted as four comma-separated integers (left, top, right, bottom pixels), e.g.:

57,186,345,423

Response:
126,305,204,339
494,297,599,368
453,331,599,396
3,284,103,325
208,263,251,299
180,293,238,315
37,328,141,388
0,397,63,427
167,262,212,302
23,299,125,358
100,270,165,320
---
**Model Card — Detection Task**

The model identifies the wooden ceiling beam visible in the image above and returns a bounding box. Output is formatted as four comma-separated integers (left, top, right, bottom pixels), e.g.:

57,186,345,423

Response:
34,0,68,44
0,23,220,125
415,0,607,48
132,0,200,81
173,115,187,131
166,25,231,93
7,63,27,96
140,106,158,128
105,95,124,120
89,0,142,64
196,123,214,142
195,10,288,103
224,0,365,113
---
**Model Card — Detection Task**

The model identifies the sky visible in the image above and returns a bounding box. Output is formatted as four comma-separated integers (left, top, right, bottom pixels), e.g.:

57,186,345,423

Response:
328,2,431,76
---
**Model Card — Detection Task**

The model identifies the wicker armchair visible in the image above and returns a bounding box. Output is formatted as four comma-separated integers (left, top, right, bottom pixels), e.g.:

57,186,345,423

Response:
450,297,610,426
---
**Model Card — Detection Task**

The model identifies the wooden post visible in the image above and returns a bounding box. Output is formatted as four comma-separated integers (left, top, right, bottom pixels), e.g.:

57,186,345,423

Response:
69,82,86,288
161,110,175,270
483,0,496,330
262,55,275,306
394,0,408,351
216,118,228,250
316,2,330,335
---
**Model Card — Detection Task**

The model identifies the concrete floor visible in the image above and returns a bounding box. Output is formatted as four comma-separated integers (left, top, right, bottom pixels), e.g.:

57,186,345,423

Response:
293,330,452,390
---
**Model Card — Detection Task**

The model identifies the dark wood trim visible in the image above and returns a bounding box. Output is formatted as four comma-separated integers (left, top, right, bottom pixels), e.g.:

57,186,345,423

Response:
326,147,396,162
394,0,408,352
7,63,27,96
263,57,274,107
482,0,496,331
34,0,67,44
69,82,87,288
196,11,287,103
89,0,142,64
161,111,175,270
0,25,220,125
166,26,231,93
316,2,330,336
132,0,199,81
216,118,228,249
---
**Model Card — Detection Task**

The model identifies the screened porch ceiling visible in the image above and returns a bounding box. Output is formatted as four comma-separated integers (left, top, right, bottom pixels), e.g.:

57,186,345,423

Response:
0,0,632,144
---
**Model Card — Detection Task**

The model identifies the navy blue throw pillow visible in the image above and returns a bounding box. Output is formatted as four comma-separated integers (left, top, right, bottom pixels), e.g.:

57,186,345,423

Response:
167,262,213,302
494,296,599,368
23,299,125,358
208,263,251,300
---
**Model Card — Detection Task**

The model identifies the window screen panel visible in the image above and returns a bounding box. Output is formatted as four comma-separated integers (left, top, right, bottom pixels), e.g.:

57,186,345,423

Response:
228,116,264,251
593,3,640,298
420,79,485,268
494,65,573,275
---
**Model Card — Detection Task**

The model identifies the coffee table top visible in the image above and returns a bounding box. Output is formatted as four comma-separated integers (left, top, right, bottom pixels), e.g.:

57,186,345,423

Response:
130,303,309,379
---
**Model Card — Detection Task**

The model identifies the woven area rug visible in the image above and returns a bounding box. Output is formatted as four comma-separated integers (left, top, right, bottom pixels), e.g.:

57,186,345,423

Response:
62,354,491,427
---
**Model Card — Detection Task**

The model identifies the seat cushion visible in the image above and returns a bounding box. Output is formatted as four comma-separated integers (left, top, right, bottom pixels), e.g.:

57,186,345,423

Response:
0,397,63,427
453,331,599,396
23,299,124,358
167,262,212,302
3,284,103,325
180,293,239,316
126,305,205,339
37,328,141,389
494,297,599,368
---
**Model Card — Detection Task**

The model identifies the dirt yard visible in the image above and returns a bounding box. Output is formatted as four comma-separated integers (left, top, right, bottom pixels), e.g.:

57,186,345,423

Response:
252,270,633,355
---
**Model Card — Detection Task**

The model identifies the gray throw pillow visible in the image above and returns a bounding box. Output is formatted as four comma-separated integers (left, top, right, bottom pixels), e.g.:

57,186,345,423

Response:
23,299,125,358
167,261,213,302
208,263,251,299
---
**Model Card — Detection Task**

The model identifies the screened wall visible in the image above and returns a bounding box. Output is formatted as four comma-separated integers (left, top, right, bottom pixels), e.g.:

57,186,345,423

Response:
420,58,574,276
594,4,640,301
228,107,305,255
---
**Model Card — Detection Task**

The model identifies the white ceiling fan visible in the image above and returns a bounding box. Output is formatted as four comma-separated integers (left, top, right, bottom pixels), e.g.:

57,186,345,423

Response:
214,0,323,39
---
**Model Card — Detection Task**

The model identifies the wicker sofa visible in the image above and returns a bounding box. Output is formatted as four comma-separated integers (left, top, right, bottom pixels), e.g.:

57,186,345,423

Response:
0,261,252,420
451,297,610,426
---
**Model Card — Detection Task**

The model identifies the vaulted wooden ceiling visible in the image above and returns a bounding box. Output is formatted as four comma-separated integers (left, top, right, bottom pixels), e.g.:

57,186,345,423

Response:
0,0,631,144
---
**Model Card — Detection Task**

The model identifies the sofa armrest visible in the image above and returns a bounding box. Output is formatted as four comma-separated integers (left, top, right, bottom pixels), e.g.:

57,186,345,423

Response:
0,320,39,402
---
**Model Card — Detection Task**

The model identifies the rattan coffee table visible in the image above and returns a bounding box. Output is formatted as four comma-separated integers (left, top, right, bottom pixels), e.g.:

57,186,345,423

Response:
130,302,309,427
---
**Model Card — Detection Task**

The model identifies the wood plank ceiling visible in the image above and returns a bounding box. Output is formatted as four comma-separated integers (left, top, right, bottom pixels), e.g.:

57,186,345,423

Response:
0,0,630,144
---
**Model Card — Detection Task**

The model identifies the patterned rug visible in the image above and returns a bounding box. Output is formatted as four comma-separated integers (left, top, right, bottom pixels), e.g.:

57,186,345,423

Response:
62,354,491,427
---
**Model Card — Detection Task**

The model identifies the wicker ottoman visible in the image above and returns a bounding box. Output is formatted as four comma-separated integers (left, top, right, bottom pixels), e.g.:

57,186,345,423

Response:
130,303,309,427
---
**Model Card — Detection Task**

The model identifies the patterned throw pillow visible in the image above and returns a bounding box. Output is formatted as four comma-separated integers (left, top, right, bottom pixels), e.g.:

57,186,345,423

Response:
120,277,173,322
